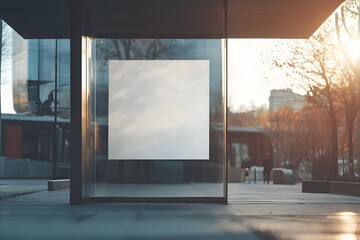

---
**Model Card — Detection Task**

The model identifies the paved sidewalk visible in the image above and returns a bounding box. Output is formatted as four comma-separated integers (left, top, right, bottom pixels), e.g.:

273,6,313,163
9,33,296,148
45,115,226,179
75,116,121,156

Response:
0,180,359,240
0,179,47,199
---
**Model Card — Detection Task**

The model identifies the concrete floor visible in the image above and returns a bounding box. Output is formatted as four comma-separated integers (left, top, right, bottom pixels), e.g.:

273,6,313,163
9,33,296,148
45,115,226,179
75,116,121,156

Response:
0,180,359,240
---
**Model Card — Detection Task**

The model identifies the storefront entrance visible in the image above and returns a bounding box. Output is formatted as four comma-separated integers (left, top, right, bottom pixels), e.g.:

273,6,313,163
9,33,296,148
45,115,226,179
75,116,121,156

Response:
0,0,343,204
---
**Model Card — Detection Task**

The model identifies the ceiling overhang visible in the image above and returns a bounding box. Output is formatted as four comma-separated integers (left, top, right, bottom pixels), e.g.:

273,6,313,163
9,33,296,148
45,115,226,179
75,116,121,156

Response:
0,0,344,39
227,0,345,38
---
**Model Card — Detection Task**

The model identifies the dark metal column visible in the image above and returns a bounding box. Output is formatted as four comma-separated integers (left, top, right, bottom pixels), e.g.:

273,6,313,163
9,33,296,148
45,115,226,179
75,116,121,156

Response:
70,0,87,204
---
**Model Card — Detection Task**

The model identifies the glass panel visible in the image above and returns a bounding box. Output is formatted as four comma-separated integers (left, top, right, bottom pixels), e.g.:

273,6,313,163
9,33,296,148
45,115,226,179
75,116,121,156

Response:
90,39,225,198
0,20,70,179
108,60,210,160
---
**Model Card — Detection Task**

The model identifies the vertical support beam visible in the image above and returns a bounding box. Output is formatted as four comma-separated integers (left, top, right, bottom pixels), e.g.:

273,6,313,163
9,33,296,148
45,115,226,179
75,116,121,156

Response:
70,0,85,204
224,39,228,203
52,39,58,180
224,0,229,204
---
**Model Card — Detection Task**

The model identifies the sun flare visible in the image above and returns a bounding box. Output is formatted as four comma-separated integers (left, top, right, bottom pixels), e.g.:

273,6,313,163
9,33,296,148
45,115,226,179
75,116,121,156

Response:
342,36,360,63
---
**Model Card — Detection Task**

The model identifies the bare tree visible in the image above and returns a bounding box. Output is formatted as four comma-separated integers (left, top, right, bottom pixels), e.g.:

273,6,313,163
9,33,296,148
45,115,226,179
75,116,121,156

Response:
1,20,11,73
0,20,11,156
334,0,360,177
269,107,296,167
275,27,341,179
272,1,360,179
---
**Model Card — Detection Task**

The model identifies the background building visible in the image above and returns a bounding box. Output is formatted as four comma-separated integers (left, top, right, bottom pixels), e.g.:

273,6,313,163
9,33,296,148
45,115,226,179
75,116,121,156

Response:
269,88,306,112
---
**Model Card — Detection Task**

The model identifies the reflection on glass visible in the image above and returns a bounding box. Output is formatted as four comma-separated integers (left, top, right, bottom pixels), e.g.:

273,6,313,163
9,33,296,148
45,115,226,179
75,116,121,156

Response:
0,22,70,179
10,28,70,117
91,39,225,198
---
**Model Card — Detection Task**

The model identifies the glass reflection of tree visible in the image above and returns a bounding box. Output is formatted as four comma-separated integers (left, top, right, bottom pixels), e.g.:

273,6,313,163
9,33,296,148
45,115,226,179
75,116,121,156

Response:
95,39,183,117
98,39,180,61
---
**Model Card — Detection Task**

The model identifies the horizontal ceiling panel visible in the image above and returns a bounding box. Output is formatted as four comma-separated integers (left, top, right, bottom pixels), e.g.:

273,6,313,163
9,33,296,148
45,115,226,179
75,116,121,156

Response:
227,0,345,38
85,10,224,38
229,0,340,10
0,0,70,38
86,0,223,11
0,0,344,39
83,0,225,38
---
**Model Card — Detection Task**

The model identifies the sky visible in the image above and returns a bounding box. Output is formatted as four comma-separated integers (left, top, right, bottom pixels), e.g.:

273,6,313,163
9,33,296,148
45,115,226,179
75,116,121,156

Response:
1,54,13,113
228,39,304,112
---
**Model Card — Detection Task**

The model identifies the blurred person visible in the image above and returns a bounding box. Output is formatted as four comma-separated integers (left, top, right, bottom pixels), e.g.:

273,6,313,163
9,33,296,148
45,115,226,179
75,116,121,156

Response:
241,156,252,183
262,153,273,184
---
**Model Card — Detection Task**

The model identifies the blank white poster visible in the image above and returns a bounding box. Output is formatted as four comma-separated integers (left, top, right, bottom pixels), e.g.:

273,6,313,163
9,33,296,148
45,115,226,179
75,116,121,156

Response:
108,60,209,160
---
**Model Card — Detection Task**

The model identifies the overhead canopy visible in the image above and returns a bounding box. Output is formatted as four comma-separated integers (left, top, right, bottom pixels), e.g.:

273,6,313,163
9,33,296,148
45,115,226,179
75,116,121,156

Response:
227,0,345,38
0,0,344,39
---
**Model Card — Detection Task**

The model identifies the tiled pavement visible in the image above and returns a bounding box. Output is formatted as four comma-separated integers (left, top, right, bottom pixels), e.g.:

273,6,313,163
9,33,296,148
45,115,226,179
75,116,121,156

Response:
0,179,359,240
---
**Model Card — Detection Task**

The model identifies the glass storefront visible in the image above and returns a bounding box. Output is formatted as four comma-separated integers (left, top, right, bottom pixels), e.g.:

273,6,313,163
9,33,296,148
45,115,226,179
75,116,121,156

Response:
1,1,229,202
1,0,344,204
0,21,70,179
87,39,227,200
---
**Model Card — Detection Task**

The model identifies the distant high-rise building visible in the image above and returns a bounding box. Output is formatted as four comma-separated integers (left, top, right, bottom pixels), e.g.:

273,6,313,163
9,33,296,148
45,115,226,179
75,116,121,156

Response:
12,32,70,118
269,88,306,112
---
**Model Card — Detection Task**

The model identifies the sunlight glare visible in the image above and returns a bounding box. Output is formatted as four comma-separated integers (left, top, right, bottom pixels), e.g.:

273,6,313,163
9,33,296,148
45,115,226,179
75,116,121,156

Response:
327,212,358,236
335,212,357,219
336,233,357,240
342,36,360,63
228,39,301,111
